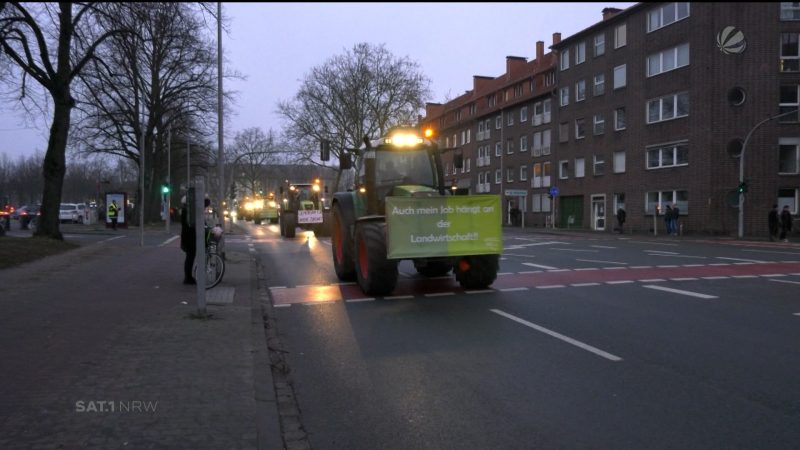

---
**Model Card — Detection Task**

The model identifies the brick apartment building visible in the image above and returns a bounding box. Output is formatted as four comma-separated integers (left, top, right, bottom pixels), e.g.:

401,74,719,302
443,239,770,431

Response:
421,2,800,237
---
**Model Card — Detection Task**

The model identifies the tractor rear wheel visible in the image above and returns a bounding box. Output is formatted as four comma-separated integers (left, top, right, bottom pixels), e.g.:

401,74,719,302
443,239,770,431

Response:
453,255,499,290
331,204,356,280
354,221,398,295
282,212,296,238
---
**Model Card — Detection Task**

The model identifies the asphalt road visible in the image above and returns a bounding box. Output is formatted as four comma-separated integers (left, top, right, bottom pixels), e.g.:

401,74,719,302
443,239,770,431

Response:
244,221,800,450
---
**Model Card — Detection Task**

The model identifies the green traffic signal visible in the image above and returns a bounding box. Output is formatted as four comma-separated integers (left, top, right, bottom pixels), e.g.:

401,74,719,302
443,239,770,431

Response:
737,181,748,193
161,183,170,194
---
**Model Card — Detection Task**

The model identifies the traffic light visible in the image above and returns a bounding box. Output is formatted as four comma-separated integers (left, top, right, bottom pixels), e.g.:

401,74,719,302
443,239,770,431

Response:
737,181,748,193
161,183,170,194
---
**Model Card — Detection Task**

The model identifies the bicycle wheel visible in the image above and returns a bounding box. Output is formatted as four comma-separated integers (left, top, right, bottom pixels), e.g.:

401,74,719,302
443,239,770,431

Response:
193,252,225,289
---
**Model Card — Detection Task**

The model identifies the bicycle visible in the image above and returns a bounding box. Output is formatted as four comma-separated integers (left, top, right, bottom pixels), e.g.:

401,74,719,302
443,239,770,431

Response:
193,225,225,289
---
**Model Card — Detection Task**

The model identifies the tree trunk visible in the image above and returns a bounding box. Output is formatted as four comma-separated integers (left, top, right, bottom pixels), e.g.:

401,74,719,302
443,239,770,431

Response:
35,94,72,241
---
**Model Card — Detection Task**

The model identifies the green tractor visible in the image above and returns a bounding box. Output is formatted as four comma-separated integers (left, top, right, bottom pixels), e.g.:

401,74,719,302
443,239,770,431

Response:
278,179,330,238
325,127,502,296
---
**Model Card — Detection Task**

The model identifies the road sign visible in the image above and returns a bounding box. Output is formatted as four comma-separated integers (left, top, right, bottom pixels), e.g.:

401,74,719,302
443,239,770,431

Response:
504,189,527,196
549,186,559,197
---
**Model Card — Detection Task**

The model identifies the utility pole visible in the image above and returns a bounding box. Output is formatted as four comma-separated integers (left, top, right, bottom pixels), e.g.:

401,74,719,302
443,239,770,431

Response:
166,125,171,234
217,1,225,226
738,108,798,238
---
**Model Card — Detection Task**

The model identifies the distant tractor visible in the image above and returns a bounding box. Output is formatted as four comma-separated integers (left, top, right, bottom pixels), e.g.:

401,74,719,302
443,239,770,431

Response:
279,178,330,238
324,127,502,296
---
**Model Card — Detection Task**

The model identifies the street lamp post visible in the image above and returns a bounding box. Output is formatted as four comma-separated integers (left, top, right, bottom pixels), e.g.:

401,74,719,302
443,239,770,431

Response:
738,108,799,238
166,125,171,234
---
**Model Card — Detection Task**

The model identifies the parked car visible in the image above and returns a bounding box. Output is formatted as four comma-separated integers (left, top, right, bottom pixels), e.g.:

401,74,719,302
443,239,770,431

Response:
59,203,81,223
15,204,41,229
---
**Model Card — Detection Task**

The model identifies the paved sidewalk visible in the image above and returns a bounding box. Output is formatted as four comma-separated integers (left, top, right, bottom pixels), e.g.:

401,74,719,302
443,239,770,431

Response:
0,225,282,449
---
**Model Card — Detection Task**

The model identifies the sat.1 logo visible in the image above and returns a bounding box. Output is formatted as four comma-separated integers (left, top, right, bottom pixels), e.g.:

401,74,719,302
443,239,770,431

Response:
717,26,746,55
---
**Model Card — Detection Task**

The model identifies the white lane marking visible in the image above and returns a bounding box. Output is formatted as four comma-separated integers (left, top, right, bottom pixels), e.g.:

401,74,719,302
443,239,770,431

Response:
574,268,599,271
384,295,414,300
670,277,698,281
742,249,800,256
523,262,559,270
630,266,652,269
709,263,730,266
646,250,678,254
606,280,634,285
651,254,707,259
639,279,666,282
547,269,572,272
503,253,540,259
500,287,529,292
683,264,705,267
497,272,514,276
500,258,507,261
550,248,598,253
702,276,729,280
657,265,680,268
249,248,256,253
629,240,679,246
642,285,717,299
716,257,768,263
465,289,495,294
100,235,126,244
270,286,287,289
518,270,542,274
490,309,622,362
571,283,601,287
590,245,617,249
296,284,318,288
274,304,292,308
769,279,800,286
537,285,565,289
761,274,786,277
425,292,454,297
577,259,627,265
159,235,179,247
346,298,375,303
602,267,626,270
305,301,336,306
732,275,758,279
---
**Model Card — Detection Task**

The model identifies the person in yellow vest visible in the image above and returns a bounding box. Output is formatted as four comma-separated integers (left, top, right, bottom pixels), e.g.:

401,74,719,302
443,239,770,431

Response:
108,200,119,230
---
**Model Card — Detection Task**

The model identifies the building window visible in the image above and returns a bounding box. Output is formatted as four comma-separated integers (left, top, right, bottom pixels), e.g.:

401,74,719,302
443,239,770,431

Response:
560,48,570,70
646,190,688,215
520,135,528,152
647,43,690,77
615,23,627,49
781,33,799,72
507,111,514,126
615,107,627,130
506,167,515,183
520,165,528,181
466,158,471,173
780,85,800,122
576,79,586,102
469,103,476,116
533,163,542,188
520,106,528,123
613,64,627,89
542,193,552,212
506,138,514,154
533,102,543,126
533,132,542,157
559,160,569,179
542,129,551,155
495,141,502,157
647,92,690,123
543,99,551,123
461,131,466,145
779,138,800,174
593,155,605,176
778,188,798,214
782,2,800,20
647,141,689,169
514,84,524,98
543,161,551,187
613,151,626,173
532,194,542,212
484,171,492,192
559,122,569,143
593,114,605,135
545,71,555,87
595,33,605,56
495,169,502,184
485,119,492,138
575,157,585,178
495,115,502,129
576,42,586,65
647,3,691,33
594,74,605,96
575,118,586,139
560,86,570,106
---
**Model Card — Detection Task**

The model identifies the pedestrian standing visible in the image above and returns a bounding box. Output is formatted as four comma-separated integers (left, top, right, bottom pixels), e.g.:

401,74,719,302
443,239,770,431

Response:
671,202,680,236
616,207,626,234
107,200,119,230
768,204,779,241
180,196,197,285
779,205,793,242
664,204,673,235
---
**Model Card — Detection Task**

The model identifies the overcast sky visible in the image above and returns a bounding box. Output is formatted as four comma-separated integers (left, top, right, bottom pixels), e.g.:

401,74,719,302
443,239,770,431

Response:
0,2,634,160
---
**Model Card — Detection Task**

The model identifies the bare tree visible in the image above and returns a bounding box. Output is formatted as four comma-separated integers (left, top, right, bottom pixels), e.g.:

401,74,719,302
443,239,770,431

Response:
277,42,431,191
227,127,278,197
0,2,129,240
72,2,229,223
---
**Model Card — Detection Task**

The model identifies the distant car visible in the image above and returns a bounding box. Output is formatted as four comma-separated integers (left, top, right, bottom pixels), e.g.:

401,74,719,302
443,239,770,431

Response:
14,204,40,229
59,203,81,223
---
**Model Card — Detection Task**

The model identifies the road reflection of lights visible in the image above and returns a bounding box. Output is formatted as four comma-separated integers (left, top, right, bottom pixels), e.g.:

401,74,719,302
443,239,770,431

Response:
304,230,316,250
256,228,266,237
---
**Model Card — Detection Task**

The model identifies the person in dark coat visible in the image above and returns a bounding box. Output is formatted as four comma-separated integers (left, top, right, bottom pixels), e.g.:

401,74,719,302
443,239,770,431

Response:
663,204,673,235
616,207,626,234
671,202,680,236
768,204,779,241
180,196,211,285
779,205,793,242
